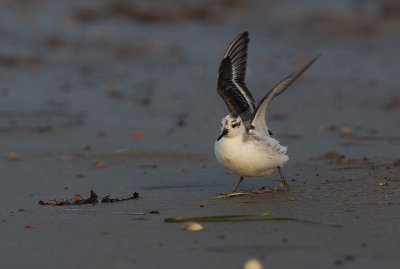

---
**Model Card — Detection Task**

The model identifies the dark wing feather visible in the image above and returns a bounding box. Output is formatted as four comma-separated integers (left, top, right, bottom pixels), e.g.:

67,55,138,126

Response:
217,31,255,124
250,56,320,136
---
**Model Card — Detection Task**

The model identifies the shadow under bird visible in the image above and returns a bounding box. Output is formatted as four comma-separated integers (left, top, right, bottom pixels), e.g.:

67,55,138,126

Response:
214,31,318,196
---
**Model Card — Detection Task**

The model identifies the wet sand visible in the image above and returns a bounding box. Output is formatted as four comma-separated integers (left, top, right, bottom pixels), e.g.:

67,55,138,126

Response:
1,0,400,268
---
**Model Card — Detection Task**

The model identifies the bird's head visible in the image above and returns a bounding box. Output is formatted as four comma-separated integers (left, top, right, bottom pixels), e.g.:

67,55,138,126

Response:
217,113,244,141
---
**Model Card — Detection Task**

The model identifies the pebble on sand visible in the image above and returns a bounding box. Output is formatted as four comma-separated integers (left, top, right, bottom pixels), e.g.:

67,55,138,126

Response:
243,259,263,269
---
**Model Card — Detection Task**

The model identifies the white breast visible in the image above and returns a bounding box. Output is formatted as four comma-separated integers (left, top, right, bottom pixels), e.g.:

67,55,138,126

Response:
214,134,288,177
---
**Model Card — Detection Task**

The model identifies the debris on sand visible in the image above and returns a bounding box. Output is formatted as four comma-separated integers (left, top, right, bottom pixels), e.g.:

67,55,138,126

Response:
38,190,99,205
93,161,106,169
320,151,342,160
324,124,337,132
132,131,144,140
252,186,271,194
72,194,85,203
24,224,36,229
383,98,400,110
73,172,84,179
317,151,400,170
5,152,19,161
101,192,139,203
339,127,354,137
149,210,159,214
80,144,91,151
106,84,124,98
38,198,70,206
378,181,389,187
324,125,354,135
0,54,42,68
176,112,188,128
318,151,360,165
215,192,250,199
38,190,140,206
96,131,107,137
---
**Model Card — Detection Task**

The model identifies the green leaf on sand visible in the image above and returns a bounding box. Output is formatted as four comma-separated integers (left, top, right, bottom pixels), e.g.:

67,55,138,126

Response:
164,213,342,228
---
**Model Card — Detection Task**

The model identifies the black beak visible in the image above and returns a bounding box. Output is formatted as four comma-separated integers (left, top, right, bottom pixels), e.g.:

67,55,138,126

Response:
217,128,229,141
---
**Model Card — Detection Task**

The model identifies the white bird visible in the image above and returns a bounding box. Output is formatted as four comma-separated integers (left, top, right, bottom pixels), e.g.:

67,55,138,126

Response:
214,32,318,195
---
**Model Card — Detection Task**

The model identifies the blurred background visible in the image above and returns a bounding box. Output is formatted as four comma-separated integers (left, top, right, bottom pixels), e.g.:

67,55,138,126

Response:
0,0,399,160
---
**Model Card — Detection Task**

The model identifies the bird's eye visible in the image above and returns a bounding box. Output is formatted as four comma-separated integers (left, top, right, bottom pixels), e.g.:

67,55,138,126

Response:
231,122,240,128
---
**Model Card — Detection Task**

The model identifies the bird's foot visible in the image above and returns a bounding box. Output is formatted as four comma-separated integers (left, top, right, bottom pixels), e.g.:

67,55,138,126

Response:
274,181,289,192
252,186,272,194
215,191,250,199
216,186,274,198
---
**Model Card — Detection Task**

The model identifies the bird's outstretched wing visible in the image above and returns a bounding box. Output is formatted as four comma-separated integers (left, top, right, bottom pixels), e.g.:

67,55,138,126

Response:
250,56,319,136
218,31,256,124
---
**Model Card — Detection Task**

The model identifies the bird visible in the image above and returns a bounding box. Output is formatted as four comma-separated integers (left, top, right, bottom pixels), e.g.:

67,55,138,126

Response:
214,31,318,196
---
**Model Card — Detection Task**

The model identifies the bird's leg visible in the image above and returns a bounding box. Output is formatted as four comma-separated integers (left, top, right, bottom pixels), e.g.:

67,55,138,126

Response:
216,176,248,198
277,166,289,190
231,176,244,193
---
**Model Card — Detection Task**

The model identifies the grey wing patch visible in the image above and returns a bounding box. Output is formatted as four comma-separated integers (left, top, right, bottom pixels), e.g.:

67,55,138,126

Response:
250,55,320,135
271,143,287,155
218,31,256,124
245,133,286,154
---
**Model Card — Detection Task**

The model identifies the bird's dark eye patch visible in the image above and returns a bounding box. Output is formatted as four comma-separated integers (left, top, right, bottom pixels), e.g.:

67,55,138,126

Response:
231,122,240,128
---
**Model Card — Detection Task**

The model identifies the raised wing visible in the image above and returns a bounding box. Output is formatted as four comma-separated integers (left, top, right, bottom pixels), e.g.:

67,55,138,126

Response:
250,56,319,135
217,31,256,124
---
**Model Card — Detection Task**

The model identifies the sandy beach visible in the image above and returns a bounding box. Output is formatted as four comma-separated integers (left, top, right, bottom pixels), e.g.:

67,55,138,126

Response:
1,0,399,268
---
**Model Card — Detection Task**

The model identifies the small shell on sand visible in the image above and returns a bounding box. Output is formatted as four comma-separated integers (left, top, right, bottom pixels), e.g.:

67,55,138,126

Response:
243,259,263,269
181,222,204,232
